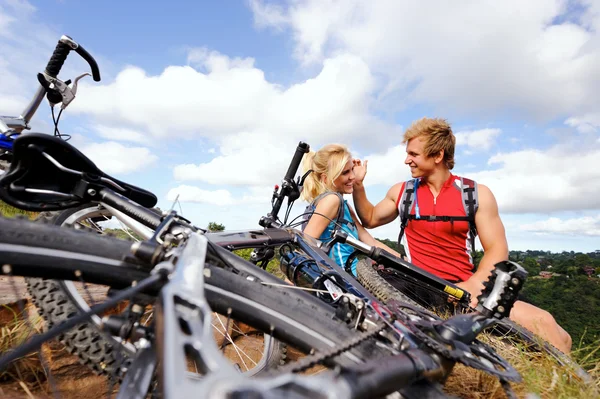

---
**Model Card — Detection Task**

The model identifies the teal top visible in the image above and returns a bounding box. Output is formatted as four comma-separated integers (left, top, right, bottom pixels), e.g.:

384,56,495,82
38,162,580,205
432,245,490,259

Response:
318,199,359,275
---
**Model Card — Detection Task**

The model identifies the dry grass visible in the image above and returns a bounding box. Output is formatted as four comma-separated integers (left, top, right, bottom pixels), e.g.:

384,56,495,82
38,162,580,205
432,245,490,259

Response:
0,301,50,394
444,332,600,398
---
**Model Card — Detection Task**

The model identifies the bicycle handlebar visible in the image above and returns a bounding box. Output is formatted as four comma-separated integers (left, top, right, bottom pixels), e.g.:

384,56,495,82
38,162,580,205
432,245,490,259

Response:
45,35,101,81
261,141,309,227
284,141,309,181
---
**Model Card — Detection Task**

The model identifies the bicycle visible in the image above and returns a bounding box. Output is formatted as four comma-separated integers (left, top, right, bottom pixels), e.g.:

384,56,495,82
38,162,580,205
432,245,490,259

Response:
0,135,527,398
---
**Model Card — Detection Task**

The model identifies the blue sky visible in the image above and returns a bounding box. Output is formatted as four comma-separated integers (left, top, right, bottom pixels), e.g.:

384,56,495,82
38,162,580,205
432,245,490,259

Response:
1,0,599,252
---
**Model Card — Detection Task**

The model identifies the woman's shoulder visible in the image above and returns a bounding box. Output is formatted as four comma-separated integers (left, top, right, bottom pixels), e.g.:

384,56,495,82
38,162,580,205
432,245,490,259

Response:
313,192,343,215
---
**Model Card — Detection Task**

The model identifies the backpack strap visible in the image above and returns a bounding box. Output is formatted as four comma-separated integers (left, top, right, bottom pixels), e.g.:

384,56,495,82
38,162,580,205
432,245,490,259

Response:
460,177,479,266
397,178,418,245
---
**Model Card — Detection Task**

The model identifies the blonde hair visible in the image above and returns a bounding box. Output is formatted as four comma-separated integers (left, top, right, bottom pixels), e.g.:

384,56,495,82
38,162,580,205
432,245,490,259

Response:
301,144,351,202
402,117,456,170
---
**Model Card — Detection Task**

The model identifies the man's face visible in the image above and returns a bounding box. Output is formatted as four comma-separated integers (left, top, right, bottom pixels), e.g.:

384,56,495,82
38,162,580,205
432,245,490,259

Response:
404,137,436,178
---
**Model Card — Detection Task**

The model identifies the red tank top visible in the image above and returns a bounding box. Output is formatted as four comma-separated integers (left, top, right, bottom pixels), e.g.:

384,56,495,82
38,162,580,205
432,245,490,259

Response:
396,174,474,282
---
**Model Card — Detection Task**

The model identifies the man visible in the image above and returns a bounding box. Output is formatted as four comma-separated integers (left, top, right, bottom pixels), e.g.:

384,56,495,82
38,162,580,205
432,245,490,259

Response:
352,117,572,354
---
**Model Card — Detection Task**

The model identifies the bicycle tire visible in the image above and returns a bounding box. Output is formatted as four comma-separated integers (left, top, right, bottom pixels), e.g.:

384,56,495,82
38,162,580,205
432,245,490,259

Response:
0,216,444,395
26,204,286,376
356,259,425,310
357,259,592,383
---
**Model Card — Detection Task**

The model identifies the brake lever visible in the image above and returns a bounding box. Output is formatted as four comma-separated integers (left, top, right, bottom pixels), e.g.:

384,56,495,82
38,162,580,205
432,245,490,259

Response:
65,72,91,107
40,72,91,109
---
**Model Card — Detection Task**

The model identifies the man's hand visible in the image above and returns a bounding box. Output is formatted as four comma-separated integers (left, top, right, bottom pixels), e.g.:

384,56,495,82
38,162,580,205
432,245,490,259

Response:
352,159,368,185
456,278,485,308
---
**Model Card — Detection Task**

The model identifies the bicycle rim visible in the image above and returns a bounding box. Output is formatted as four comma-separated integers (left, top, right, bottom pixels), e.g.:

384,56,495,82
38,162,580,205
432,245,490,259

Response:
28,205,286,377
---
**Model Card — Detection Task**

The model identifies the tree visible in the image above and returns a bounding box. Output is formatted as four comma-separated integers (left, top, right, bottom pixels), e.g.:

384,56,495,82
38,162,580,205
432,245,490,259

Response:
207,222,225,232
575,253,591,267
521,257,540,276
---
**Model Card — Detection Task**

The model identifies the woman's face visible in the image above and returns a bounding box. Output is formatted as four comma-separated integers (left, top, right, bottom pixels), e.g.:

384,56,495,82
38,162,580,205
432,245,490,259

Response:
332,159,355,194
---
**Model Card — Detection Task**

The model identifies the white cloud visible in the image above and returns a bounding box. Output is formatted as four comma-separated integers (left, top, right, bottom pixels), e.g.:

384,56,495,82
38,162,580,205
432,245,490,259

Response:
521,215,600,236
79,141,158,174
565,113,600,133
455,128,502,151
249,0,289,31
357,145,411,187
71,51,386,144
0,2,56,116
92,124,149,144
469,146,600,213
173,131,296,186
252,0,600,120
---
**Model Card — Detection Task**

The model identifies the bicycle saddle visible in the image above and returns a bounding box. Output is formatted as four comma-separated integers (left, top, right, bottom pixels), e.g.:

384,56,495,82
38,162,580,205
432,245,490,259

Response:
0,133,157,211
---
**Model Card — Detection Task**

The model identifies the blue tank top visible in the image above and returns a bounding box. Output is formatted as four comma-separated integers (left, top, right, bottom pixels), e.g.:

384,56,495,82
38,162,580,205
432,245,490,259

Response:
318,199,359,275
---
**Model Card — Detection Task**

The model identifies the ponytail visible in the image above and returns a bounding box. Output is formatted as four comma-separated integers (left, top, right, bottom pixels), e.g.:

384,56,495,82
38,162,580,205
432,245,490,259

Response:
300,144,351,202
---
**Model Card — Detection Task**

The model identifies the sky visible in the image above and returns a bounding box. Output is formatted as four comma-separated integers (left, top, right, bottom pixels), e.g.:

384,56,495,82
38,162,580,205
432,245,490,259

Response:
1,0,599,252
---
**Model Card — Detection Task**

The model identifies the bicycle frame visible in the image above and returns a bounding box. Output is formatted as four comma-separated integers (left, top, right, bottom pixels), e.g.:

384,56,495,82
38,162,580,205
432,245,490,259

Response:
83,191,420,340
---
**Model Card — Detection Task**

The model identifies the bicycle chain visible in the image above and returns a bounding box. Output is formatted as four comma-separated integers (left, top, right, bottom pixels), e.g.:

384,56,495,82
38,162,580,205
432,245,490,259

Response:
388,300,521,382
280,323,387,374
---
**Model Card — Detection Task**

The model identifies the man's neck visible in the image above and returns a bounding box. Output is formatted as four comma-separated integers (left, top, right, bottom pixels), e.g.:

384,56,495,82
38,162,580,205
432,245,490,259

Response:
421,169,451,195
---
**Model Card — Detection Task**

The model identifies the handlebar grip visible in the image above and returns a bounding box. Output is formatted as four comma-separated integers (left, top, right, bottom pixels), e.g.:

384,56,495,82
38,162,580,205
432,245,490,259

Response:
284,142,310,181
75,44,101,82
44,38,73,78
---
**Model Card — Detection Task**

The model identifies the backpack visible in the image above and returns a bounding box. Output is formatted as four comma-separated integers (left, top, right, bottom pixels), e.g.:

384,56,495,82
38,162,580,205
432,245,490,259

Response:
398,177,479,256
300,192,355,245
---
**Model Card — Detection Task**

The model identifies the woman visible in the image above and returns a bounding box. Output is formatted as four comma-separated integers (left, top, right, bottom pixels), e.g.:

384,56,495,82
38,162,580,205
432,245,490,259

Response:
301,144,401,275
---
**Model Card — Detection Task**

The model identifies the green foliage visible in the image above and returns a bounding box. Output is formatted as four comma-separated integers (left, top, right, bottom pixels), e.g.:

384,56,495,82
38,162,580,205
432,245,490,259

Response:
473,250,483,269
521,257,541,276
521,275,600,367
207,222,225,232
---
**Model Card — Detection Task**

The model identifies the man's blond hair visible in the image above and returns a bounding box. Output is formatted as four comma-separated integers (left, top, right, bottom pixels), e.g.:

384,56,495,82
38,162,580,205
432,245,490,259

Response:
402,117,455,170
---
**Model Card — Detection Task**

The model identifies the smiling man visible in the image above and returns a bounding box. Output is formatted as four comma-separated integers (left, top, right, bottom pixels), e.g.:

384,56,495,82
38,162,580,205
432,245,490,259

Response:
351,117,572,354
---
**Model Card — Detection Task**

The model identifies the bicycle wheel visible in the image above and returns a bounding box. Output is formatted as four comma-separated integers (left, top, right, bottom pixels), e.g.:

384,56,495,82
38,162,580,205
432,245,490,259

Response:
357,259,591,382
357,259,431,311
26,204,286,377
1,216,444,398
